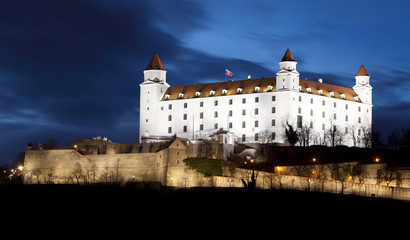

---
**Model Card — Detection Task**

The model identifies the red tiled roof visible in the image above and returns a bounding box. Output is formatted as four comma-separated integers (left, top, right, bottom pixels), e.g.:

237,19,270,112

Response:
161,77,361,102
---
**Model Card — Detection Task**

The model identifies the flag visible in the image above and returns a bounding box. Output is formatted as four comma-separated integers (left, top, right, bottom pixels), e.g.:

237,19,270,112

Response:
225,69,233,77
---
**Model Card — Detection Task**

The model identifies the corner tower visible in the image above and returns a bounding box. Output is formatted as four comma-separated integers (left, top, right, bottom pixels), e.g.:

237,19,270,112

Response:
139,53,170,141
353,65,372,104
276,49,300,91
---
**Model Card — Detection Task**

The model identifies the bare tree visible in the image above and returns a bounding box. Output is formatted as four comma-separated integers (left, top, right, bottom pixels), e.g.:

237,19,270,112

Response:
327,163,352,194
32,169,42,184
361,126,372,148
348,124,359,147
298,121,314,146
258,129,274,161
377,164,402,187
325,119,343,147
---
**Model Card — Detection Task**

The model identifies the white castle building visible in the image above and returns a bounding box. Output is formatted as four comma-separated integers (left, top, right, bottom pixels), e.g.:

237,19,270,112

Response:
139,49,372,147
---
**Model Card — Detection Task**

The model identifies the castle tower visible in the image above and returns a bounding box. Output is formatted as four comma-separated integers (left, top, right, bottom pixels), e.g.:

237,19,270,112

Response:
276,49,300,91
139,53,170,141
353,65,372,104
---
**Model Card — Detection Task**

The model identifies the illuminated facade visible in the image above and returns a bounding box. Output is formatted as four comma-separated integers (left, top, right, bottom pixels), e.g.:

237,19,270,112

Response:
139,50,372,146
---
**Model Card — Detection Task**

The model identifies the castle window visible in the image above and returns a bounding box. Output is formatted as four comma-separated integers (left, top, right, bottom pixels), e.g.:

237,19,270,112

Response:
307,87,312,93
298,107,301,114
272,107,276,114
322,111,325,118
318,90,323,95
322,100,325,106
299,96,302,102
297,115,302,128
358,117,361,123
334,102,337,108
222,89,228,95
255,97,259,103
168,127,172,133
183,114,187,120
146,119,148,122
255,133,259,141
183,126,187,132
242,134,246,142
334,113,337,120
354,96,359,101
168,115,172,121
229,99,233,105
237,88,243,93
214,111,218,118
322,124,325,131
329,92,334,97
242,109,246,116
272,132,276,140
214,123,218,129
345,104,348,110
255,86,260,92
184,103,187,108
179,93,184,98
214,100,218,106
255,108,259,115
165,94,170,100
298,86,302,91
310,109,313,116
200,101,203,107
358,106,361,112
268,85,273,91
340,94,346,99
200,124,203,130
168,104,172,110
210,90,215,96
229,110,232,117
255,120,259,128
242,121,246,128
272,95,276,101
195,91,201,97
200,112,203,119
345,115,348,121
229,122,232,128
271,119,276,126
242,98,246,104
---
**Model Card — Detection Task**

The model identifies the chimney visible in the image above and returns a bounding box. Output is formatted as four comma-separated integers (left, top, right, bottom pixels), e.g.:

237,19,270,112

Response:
318,78,323,83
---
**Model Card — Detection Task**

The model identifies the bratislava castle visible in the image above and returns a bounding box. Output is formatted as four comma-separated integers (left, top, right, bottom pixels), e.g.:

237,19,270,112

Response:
139,49,372,147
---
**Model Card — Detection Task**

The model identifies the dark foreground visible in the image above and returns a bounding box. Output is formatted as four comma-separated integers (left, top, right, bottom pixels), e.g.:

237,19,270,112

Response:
3,184,408,213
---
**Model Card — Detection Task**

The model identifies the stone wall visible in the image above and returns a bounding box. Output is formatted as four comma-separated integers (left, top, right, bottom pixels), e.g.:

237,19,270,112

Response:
206,167,410,200
23,149,164,184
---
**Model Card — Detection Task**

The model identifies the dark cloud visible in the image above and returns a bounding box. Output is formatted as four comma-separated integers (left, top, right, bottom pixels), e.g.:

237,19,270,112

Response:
0,0,274,164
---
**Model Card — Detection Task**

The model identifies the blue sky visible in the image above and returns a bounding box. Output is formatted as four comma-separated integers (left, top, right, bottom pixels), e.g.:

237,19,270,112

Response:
1,0,410,165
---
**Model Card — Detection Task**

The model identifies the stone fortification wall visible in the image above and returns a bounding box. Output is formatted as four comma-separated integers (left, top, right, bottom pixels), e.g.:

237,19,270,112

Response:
275,163,410,188
24,149,163,184
206,167,410,200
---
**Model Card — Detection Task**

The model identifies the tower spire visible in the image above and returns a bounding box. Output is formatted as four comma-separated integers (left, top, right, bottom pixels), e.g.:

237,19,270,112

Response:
356,65,369,76
146,52,166,71
281,49,295,62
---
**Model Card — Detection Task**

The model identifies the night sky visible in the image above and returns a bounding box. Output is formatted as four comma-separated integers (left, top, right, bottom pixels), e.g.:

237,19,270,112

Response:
1,0,410,166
